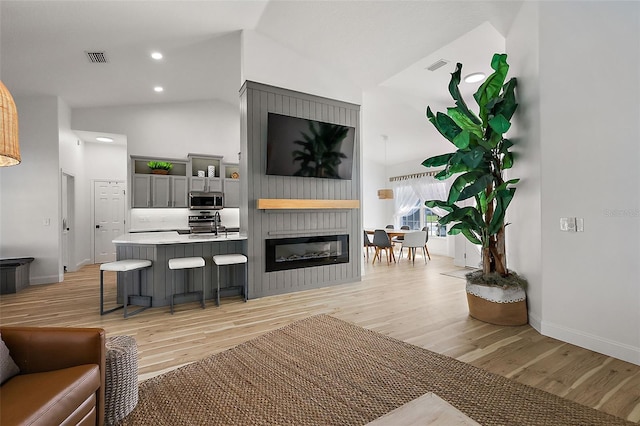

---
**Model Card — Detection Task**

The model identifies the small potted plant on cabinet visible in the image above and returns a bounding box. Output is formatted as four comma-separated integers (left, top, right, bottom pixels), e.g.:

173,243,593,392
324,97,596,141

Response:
147,161,173,175
422,53,527,326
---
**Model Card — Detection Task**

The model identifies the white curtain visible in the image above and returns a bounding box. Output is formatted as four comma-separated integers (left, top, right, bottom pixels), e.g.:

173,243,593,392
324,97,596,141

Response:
410,176,451,217
391,181,420,226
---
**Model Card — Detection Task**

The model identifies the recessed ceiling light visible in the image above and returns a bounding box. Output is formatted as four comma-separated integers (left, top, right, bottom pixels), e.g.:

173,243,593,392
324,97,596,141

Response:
151,52,163,60
96,136,114,143
154,86,164,93
464,72,486,83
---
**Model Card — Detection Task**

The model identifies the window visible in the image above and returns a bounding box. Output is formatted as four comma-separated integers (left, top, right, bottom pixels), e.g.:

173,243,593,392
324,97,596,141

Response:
400,202,421,229
399,204,447,237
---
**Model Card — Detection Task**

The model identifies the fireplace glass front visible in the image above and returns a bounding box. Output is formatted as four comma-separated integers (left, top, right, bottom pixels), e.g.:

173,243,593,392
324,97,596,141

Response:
265,235,349,272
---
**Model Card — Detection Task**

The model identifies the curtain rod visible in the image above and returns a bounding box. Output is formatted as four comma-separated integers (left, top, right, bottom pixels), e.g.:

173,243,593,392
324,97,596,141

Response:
389,170,441,182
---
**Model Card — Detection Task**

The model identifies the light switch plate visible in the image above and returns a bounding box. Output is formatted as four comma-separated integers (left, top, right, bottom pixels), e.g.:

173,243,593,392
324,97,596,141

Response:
560,217,576,232
576,218,584,232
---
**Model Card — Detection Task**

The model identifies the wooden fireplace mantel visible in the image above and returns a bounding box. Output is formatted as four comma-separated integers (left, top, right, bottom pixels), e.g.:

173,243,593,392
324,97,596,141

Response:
257,199,360,210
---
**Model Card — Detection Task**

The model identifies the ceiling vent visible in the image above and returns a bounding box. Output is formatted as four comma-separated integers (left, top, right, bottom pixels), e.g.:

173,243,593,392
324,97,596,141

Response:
426,59,449,71
85,51,108,63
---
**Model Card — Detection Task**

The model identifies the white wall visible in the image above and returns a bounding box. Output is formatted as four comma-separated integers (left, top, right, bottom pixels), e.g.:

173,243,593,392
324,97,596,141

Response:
361,158,392,229
507,2,639,365
506,1,543,329
538,1,639,365
58,98,91,271
72,100,240,161
0,96,61,284
241,30,362,105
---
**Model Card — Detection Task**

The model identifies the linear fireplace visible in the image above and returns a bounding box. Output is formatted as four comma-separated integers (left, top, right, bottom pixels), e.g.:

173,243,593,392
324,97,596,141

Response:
265,235,349,272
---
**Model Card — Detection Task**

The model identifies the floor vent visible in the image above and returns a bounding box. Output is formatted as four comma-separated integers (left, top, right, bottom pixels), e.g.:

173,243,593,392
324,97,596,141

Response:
426,59,449,71
85,51,108,63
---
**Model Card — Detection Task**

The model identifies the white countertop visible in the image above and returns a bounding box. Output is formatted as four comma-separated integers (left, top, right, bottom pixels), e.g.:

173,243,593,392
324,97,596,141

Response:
113,231,247,245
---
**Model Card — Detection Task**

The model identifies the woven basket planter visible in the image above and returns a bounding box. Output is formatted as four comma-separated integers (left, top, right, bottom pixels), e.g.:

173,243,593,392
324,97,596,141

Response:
105,335,139,425
466,282,528,326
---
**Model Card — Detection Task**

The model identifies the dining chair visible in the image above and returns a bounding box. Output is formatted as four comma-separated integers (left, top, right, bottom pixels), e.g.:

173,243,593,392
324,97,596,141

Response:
421,227,432,260
385,224,394,229
399,231,428,263
372,229,395,265
394,225,410,243
363,230,375,261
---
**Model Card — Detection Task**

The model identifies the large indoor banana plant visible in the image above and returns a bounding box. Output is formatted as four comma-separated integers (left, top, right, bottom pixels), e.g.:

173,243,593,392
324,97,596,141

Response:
423,53,518,278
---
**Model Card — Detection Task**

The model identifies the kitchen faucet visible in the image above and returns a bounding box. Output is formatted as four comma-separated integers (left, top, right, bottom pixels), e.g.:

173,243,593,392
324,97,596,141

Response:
213,211,221,236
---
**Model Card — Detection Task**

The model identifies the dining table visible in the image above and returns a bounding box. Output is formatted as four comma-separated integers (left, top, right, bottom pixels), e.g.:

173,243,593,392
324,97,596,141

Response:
365,229,427,263
364,229,410,238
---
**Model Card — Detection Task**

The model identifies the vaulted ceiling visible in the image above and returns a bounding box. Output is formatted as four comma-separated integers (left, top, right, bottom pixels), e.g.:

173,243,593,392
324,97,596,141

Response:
1,0,523,165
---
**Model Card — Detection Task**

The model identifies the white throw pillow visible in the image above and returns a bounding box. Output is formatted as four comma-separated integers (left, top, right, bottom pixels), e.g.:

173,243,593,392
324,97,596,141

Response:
0,333,20,384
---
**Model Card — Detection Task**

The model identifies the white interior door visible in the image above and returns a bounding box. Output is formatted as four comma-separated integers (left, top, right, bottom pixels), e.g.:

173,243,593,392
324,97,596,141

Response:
94,180,125,263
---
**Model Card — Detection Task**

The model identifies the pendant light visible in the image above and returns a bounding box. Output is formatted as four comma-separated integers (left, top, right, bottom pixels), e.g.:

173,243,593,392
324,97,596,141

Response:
377,135,393,199
0,80,20,167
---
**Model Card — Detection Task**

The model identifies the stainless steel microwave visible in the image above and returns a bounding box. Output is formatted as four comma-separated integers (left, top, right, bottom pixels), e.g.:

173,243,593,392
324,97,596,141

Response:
189,191,223,210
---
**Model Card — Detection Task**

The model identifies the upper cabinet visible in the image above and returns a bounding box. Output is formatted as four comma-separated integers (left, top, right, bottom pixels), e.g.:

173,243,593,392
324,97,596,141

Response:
222,162,240,208
130,154,240,209
131,156,188,208
188,154,223,193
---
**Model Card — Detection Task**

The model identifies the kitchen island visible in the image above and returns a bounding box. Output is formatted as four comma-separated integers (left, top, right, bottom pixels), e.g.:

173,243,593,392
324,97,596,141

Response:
112,231,247,308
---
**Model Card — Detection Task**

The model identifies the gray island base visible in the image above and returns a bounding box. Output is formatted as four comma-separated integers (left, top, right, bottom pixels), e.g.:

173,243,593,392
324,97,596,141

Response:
112,232,248,308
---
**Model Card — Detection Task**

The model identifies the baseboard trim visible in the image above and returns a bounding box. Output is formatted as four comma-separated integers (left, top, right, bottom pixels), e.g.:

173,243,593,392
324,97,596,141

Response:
541,320,640,366
29,274,60,285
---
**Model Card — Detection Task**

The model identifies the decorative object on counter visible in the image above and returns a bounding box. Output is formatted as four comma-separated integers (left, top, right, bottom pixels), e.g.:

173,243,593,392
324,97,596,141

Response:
197,170,205,177
147,161,173,174
230,171,239,179
208,165,215,178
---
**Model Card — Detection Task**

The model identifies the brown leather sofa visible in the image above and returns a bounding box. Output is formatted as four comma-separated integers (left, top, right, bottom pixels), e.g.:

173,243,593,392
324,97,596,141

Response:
0,326,105,426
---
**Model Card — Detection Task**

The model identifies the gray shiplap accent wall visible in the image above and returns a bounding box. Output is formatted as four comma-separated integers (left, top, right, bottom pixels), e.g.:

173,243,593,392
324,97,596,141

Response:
240,81,362,299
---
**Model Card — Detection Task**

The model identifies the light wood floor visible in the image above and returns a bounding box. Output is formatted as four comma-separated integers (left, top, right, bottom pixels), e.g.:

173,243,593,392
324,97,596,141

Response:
1,254,639,422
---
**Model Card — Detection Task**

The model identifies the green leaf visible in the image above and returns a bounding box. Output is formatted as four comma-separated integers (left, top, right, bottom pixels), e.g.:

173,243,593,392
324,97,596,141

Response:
489,188,516,235
427,107,462,144
461,147,486,169
448,63,482,126
487,179,519,203
502,151,514,169
488,114,511,134
499,138,514,153
422,153,453,168
448,171,485,203
447,108,483,139
474,54,509,124
449,223,482,245
452,130,470,149
459,173,493,201
425,200,455,213
494,78,518,121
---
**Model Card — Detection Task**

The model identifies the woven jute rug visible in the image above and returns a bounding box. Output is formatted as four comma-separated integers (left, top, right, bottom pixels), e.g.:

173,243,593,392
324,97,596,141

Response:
119,315,633,425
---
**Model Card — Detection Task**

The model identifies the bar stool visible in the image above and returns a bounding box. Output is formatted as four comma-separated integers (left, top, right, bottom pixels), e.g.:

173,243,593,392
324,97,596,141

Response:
212,254,248,306
100,259,152,318
168,256,206,314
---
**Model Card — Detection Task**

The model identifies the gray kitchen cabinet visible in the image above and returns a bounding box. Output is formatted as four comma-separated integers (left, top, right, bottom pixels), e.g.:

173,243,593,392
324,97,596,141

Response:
189,176,222,193
131,156,189,208
222,162,240,208
132,175,151,208
172,176,188,207
223,178,240,208
188,154,223,193
151,175,171,207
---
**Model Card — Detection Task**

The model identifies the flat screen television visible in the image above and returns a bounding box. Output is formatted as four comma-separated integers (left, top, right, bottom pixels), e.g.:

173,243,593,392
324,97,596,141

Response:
266,113,355,180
